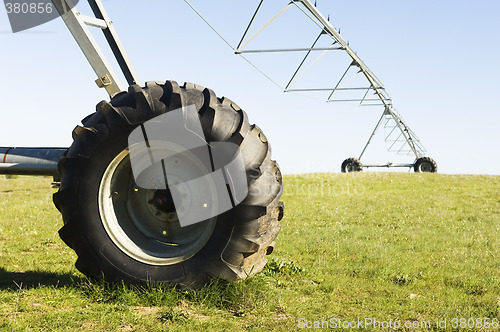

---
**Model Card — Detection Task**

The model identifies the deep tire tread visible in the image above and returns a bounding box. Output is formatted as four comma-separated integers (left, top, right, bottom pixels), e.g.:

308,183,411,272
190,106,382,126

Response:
54,80,283,285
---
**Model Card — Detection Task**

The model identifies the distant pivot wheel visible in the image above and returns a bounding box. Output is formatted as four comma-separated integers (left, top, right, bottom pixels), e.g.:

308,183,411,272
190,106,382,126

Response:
341,157,363,173
414,157,437,173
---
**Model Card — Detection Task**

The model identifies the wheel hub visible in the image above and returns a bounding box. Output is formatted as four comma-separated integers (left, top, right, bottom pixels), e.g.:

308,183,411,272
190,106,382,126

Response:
420,162,432,172
150,188,178,213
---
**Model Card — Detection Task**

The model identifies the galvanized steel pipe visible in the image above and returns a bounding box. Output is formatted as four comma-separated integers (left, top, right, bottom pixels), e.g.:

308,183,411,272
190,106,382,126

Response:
0,147,67,176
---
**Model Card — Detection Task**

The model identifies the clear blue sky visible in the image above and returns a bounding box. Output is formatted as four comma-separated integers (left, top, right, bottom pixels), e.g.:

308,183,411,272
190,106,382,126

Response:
1,0,499,175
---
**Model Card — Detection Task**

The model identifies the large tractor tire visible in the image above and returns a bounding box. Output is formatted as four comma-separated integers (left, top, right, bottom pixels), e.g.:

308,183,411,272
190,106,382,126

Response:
53,81,284,287
414,157,437,173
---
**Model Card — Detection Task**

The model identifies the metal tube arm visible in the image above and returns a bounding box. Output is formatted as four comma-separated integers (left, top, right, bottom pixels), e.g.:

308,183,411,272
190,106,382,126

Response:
87,0,140,86
51,0,140,97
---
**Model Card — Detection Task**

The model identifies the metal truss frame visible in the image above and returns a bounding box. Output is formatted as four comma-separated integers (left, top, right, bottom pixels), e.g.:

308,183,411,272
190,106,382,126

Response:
193,0,429,163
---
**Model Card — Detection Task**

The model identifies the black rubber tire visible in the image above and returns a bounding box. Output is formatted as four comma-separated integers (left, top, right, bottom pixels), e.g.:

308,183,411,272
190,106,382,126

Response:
414,157,437,173
53,81,284,287
341,157,363,173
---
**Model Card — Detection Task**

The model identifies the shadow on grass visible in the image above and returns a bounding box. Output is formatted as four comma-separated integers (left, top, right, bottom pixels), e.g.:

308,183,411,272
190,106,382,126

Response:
0,267,82,290
0,267,272,313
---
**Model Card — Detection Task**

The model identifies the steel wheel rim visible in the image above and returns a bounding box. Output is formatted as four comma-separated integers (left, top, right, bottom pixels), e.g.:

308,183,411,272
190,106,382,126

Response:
346,163,359,172
420,162,433,172
98,147,217,265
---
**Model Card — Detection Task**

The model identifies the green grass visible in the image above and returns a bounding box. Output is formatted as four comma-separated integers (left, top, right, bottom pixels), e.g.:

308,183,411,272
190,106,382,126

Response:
1,173,499,331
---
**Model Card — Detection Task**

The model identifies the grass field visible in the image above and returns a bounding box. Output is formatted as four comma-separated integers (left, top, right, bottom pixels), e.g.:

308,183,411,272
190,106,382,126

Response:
0,173,499,331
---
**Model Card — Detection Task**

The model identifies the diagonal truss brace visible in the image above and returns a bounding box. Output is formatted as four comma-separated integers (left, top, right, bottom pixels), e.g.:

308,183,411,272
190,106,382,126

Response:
359,107,424,160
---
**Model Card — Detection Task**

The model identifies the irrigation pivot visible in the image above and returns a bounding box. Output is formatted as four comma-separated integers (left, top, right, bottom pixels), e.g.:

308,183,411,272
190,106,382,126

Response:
185,0,438,173
0,0,437,287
